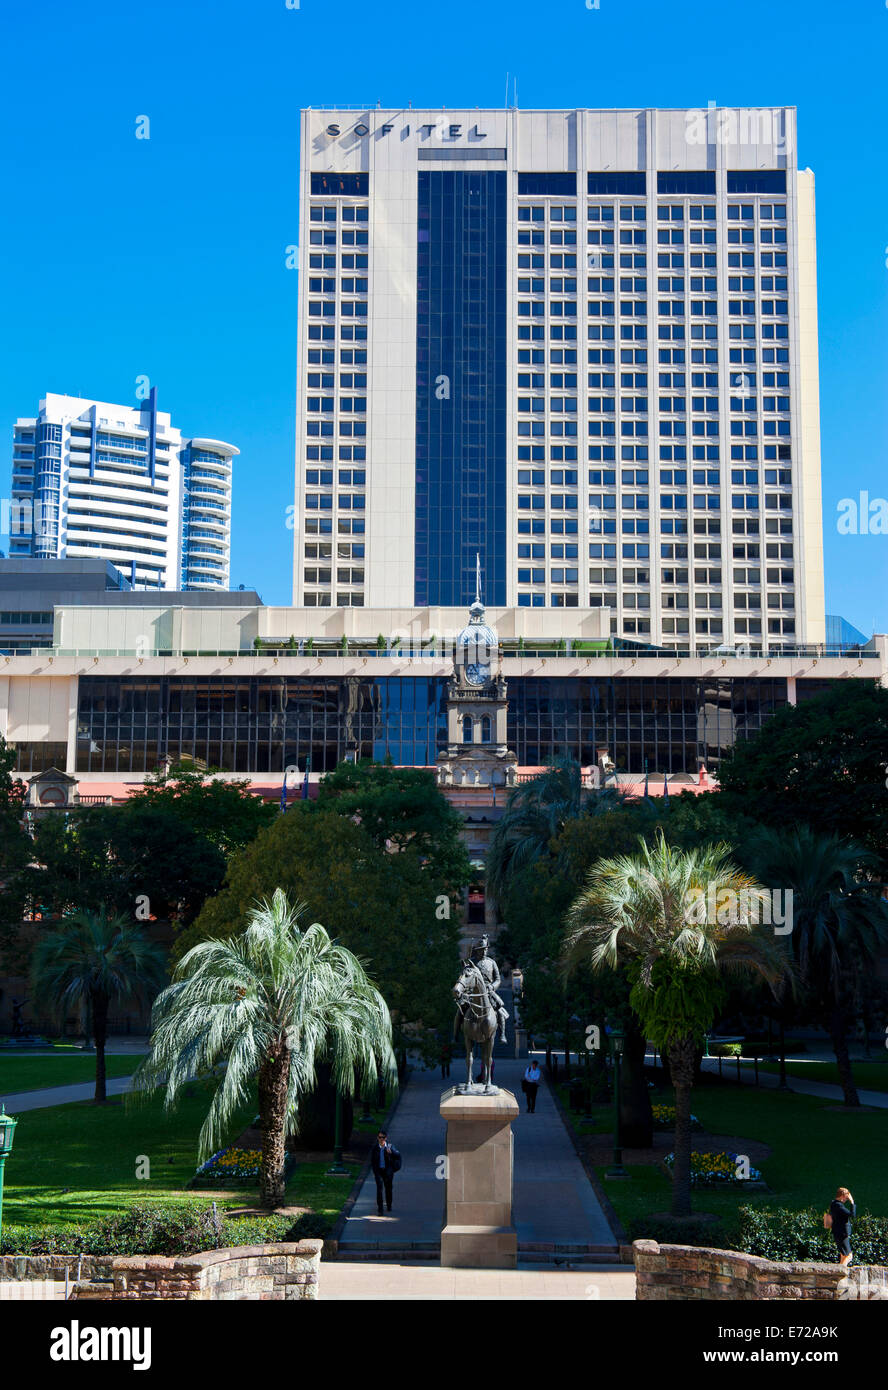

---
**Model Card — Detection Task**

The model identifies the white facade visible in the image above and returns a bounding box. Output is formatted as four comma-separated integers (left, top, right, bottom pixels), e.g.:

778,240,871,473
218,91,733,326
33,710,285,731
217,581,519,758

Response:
10,394,237,591
293,106,825,648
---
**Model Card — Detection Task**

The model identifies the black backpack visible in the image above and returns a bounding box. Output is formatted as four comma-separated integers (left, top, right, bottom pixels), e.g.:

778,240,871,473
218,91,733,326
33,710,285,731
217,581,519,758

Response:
389,1146,403,1173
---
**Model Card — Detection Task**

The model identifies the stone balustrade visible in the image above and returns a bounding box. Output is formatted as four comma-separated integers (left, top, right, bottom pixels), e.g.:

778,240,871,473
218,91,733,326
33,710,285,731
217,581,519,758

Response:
633,1240,888,1300
0,1241,322,1301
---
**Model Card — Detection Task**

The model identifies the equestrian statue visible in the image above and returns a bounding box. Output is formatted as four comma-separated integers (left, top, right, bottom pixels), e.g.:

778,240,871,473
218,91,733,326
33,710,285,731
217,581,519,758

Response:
452,934,510,1095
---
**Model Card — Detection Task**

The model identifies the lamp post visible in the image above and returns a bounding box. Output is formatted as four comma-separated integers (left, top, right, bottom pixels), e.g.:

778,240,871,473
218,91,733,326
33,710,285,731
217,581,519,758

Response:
0,1106,18,1248
606,1030,627,1178
326,1090,348,1176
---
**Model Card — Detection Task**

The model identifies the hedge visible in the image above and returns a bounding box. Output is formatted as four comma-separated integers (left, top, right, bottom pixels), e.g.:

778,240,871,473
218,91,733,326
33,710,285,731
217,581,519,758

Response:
0,1202,331,1257
729,1205,888,1265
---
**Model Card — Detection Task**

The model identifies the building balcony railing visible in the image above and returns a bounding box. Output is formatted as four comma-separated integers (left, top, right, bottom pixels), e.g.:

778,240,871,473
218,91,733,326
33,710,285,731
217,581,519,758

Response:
15,642,879,663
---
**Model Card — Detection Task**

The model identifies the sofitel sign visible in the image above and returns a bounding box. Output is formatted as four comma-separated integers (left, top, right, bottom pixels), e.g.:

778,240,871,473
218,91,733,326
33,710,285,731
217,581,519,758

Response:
325,120,489,140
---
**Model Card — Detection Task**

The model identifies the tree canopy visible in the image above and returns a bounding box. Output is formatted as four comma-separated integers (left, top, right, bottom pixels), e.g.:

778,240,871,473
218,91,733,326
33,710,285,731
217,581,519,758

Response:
172,769,468,1047
131,763,277,854
19,766,276,926
717,681,888,868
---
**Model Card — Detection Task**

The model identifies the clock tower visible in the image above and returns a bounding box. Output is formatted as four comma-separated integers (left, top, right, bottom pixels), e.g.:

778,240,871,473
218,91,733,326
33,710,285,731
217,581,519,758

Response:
436,557,518,791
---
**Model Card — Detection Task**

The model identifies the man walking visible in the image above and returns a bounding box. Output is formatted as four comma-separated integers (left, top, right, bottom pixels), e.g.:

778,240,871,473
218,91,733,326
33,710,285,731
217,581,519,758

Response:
523,1058,541,1113
370,1129,401,1216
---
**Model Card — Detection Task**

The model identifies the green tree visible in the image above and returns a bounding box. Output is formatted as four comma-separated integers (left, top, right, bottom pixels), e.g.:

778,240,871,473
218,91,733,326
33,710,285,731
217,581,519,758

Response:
172,804,461,1050
563,835,787,1217
317,760,471,877
496,803,662,1144
718,682,888,869
136,889,396,1207
487,757,636,902
31,909,166,1102
132,763,276,855
23,803,226,925
745,826,888,1106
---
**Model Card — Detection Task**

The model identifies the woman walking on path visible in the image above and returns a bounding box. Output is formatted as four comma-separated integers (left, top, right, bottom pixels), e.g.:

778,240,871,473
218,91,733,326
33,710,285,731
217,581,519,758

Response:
523,1059,541,1113
825,1186,856,1266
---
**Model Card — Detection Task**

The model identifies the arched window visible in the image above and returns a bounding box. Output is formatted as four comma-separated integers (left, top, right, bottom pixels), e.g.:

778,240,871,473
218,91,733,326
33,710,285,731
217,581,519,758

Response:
480,715,492,744
462,714,473,744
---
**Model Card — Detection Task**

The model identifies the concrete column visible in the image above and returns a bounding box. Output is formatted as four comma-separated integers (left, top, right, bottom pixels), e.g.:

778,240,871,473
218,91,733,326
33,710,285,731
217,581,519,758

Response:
66,675,78,774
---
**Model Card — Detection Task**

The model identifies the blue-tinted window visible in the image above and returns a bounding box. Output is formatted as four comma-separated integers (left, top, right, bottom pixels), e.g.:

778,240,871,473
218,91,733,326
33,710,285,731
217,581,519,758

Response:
727,171,787,194
657,172,716,195
587,172,646,195
518,172,577,196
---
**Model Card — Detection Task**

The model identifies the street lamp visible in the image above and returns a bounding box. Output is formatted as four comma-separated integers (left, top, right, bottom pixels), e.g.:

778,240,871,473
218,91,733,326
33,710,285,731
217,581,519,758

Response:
0,1105,18,1247
606,1030,627,1179
326,1090,349,1176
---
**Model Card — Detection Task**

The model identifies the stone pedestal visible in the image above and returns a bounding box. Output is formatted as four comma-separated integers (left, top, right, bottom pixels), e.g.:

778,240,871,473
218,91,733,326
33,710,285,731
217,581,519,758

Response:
440,1087,519,1268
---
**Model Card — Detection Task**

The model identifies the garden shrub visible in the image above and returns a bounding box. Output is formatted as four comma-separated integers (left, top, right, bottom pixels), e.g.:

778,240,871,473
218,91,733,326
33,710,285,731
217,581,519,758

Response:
0,1202,331,1257
730,1206,888,1265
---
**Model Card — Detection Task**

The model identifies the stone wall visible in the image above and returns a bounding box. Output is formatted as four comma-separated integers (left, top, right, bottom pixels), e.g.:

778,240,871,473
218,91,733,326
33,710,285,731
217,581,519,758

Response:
633,1240,888,1300
0,1241,322,1301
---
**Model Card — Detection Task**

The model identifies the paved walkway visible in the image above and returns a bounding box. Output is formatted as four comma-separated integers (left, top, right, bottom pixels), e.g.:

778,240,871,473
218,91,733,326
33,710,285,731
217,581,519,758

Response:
1,1076,134,1112
322,1262,634,1300
340,1059,616,1252
694,1057,888,1109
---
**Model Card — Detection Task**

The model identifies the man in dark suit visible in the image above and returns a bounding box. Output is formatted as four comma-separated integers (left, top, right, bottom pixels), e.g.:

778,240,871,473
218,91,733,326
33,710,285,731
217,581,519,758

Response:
370,1130,401,1216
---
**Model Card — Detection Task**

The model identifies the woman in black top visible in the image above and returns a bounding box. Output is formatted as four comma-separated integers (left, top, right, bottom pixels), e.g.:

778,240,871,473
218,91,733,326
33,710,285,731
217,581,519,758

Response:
828,1187,856,1266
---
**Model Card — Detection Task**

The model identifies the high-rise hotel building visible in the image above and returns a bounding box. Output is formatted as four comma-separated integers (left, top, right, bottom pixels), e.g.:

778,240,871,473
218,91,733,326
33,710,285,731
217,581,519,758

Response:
292,106,825,647
10,392,238,590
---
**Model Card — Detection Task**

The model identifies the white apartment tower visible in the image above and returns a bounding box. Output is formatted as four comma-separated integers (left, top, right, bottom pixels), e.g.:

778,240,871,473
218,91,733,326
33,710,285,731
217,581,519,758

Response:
10,392,238,590
292,105,825,648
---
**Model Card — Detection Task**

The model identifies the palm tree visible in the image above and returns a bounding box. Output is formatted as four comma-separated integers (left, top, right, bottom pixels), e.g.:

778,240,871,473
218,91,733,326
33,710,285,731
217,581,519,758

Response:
563,834,787,1218
487,756,628,901
31,909,166,1103
746,826,888,1107
134,888,396,1208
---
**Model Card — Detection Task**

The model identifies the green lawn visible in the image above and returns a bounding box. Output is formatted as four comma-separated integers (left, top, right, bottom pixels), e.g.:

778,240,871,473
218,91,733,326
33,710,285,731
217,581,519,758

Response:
749,1059,888,1092
563,1078,888,1241
3,1088,355,1228
0,1056,141,1096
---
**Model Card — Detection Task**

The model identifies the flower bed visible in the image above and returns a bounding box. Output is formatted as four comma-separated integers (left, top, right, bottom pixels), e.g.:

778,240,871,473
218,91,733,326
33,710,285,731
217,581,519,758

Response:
663,1150,763,1186
651,1104,703,1132
189,1147,297,1189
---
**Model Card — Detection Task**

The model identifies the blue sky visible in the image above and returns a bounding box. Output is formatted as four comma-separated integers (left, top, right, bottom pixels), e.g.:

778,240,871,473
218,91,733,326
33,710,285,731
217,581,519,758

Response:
1,0,886,627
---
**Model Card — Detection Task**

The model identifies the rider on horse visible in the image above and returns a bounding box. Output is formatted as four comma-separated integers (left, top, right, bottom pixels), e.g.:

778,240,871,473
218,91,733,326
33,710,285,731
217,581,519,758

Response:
463,934,508,1044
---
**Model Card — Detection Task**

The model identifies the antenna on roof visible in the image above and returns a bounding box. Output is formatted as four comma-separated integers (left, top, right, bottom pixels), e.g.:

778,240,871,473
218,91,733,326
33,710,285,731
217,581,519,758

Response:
504,73,509,109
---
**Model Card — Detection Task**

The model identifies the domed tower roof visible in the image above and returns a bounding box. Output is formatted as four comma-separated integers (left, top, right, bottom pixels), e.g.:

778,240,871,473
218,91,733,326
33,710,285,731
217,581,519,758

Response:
454,557,498,691
456,555,499,650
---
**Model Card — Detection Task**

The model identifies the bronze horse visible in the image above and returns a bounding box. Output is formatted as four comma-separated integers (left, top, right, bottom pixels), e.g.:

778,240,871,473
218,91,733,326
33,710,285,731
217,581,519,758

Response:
452,961,498,1093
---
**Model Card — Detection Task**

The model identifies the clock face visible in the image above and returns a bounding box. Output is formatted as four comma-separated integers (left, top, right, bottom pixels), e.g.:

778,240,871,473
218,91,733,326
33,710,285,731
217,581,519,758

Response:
465,663,490,686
